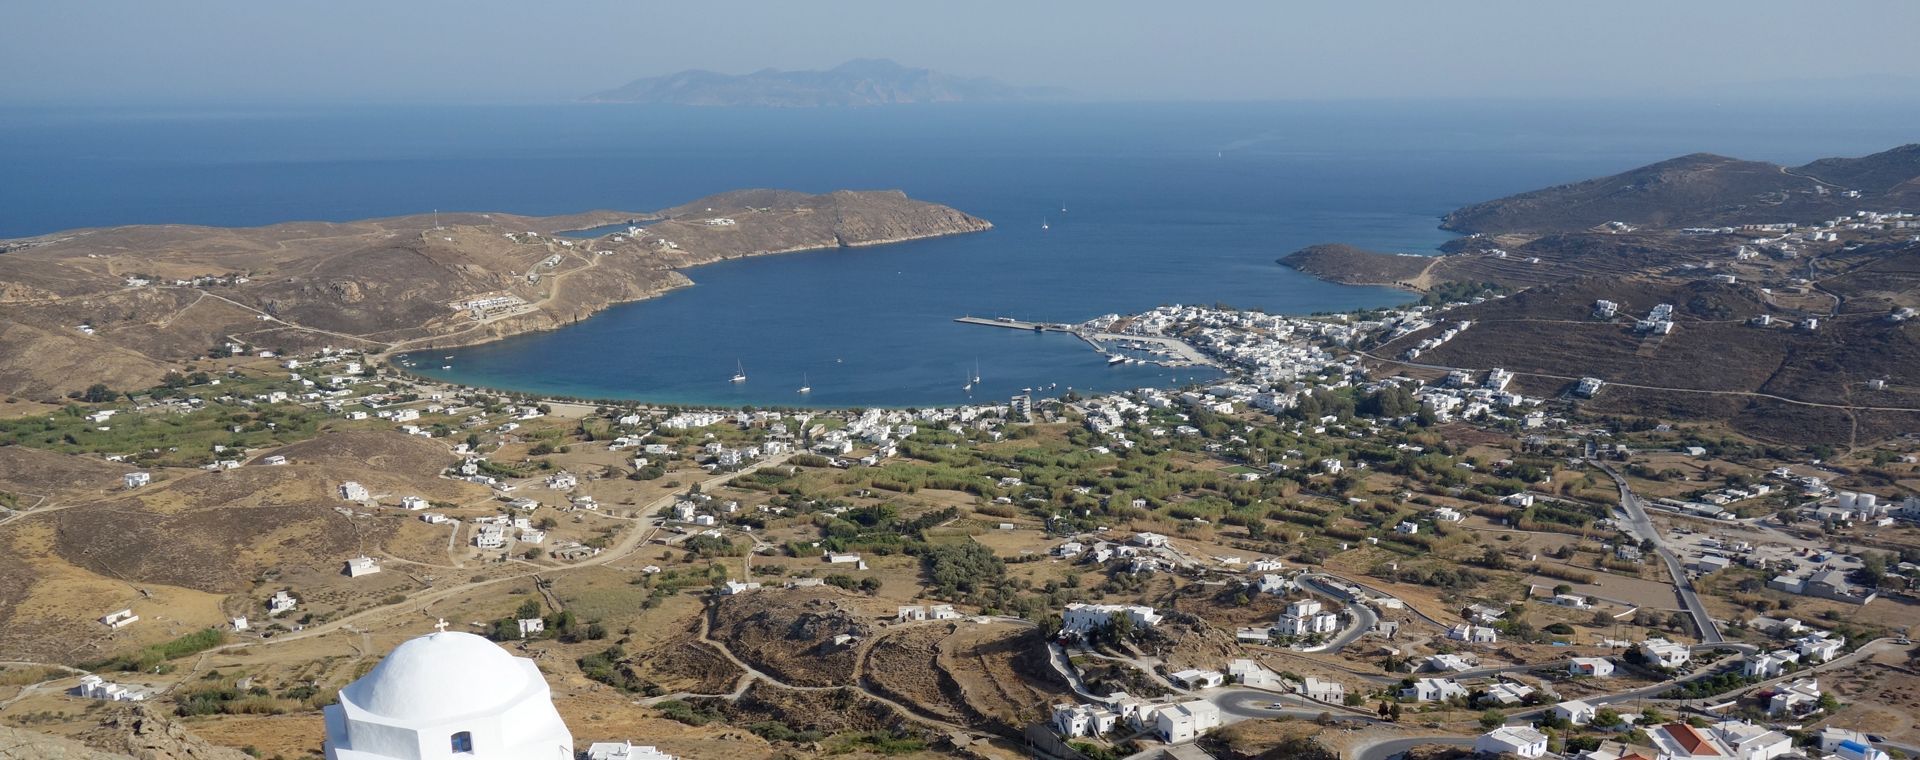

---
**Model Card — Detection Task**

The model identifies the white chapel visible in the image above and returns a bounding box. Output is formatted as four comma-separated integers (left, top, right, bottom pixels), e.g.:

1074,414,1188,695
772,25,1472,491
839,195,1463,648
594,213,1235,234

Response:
323,628,574,760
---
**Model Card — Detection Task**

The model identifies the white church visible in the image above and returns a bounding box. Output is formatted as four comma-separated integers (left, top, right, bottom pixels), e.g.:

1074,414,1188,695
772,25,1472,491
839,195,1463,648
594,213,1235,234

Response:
323,627,574,760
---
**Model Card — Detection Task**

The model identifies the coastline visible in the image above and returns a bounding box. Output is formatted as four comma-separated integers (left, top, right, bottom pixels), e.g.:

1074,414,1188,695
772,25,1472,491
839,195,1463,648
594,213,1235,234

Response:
375,224,993,363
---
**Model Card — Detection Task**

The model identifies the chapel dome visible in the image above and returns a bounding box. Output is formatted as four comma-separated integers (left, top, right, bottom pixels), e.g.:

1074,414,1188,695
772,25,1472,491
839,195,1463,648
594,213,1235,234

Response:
342,631,532,722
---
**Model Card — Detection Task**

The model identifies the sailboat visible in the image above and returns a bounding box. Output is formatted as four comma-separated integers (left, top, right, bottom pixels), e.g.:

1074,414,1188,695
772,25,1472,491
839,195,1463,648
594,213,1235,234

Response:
963,369,973,393
730,360,747,383
971,360,982,385
797,374,811,394
1060,202,1067,214
1041,217,1050,231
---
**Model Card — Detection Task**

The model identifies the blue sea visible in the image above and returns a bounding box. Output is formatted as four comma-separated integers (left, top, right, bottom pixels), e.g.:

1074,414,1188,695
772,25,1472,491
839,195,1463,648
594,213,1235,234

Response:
4,101,1915,407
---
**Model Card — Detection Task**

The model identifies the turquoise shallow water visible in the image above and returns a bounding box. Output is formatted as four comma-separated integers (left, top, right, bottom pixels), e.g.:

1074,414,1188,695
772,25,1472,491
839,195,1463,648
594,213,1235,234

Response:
8,100,1916,407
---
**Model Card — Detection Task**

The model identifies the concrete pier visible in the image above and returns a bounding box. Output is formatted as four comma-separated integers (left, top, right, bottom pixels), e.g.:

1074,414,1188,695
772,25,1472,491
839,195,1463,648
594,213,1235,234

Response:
953,316,1218,367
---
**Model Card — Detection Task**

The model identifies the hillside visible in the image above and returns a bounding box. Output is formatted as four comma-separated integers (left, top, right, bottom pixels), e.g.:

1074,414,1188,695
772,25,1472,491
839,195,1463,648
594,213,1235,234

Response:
1373,277,1920,443
0,190,989,399
1440,144,1920,234
585,58,1064,107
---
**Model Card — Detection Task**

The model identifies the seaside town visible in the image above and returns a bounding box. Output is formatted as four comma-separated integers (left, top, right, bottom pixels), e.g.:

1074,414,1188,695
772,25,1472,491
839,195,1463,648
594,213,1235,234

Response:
5,4,1920,755
7,191,1920,760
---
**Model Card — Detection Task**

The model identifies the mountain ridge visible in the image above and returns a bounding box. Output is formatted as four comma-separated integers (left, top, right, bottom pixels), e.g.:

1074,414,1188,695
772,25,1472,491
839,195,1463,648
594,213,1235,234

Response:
1441,143,1920,234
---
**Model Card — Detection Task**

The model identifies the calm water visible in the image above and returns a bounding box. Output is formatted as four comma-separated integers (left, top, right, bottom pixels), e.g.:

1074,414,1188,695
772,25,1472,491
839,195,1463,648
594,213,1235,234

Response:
6,101,1916,407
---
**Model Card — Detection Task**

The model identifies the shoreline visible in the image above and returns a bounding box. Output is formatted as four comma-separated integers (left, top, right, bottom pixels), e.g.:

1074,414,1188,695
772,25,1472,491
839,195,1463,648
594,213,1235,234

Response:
372,224,992,364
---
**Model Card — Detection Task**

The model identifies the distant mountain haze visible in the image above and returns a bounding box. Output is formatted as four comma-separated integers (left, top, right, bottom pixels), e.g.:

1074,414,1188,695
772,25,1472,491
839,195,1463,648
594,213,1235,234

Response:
584,58,1068,106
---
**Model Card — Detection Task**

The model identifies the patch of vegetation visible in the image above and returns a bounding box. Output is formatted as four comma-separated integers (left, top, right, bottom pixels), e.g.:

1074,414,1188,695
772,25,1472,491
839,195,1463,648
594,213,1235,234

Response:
87,628,226,673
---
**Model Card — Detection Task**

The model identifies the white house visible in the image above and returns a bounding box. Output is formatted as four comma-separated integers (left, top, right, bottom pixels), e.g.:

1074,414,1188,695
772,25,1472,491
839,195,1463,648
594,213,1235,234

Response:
1569,657,1615,677
341,481,371,502
74,675,146,702
1403,678,1468,702
1475,726,1549,758
1169,669,1225,689
1052,703,1119,738
1796,633,1843,663
1711,720,1793,760
1554,699,1598,725
345,555,382,577
1744,652,1795,679
1768,678,1822,716
99,608,139,629
400,496,431,511
1132,532,1170,548
584,742,676,760
1449,624,1497,643
1640,638,1691,668
268,590,298,616
124,472,151,489
1395,521,1419,534
517,618,545,638
1297,677,1345,703
1255,574,1295,594
1152,700,1222,744
1061,603,1162,635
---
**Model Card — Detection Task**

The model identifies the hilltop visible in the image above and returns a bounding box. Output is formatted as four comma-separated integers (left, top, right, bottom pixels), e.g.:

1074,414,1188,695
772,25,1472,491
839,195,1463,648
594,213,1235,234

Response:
0,190,988,400
584,58,1065,106
1441,144,1920,234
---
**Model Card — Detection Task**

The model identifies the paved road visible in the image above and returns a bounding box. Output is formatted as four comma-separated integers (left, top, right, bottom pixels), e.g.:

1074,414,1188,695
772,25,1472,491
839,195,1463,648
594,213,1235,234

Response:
1594,461,1723,644
1298,575,1380,653
1351,736,1476,760
1209,688,1379,723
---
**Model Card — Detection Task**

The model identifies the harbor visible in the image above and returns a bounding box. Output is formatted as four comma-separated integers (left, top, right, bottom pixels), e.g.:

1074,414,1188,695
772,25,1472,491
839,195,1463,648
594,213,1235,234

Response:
954,315,1218,368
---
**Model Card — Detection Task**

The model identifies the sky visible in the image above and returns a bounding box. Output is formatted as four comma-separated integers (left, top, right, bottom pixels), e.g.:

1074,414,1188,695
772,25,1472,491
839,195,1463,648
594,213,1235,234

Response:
4,0,1918,104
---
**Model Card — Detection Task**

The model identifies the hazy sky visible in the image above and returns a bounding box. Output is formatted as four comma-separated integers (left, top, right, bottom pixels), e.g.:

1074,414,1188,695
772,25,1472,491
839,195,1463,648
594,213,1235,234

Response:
5,0,1917,104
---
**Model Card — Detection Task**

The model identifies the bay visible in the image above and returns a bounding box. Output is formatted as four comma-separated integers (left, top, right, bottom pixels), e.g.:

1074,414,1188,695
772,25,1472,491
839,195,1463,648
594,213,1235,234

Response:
6,100,1916,407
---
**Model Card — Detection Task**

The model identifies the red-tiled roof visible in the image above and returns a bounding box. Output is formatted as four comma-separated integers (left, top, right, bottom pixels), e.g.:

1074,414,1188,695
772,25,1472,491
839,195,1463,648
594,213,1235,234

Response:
1663,724,1720,756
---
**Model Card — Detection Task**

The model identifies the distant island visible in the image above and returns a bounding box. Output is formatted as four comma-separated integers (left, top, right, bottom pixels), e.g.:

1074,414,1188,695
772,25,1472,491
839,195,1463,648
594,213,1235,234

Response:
583,58,1067,107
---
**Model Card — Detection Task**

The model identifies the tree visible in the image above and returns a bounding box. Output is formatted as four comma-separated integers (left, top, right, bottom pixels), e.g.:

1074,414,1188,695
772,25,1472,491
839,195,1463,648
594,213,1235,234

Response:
83,383,116,403
1480,710,1506,730
1591,708,1624,728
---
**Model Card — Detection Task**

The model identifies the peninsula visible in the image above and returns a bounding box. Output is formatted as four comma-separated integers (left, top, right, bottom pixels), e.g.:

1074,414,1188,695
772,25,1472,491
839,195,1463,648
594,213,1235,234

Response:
0,189,990,400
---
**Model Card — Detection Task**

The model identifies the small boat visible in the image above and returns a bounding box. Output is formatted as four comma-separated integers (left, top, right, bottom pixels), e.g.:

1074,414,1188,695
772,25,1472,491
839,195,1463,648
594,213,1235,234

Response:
730,360,747,383
1107,355,1127,365
797,374,811,394
440,365,451,370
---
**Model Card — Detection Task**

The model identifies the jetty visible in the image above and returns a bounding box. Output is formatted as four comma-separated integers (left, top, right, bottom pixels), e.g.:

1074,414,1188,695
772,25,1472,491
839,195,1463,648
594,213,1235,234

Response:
954,316,1218,368
954,316,1073,332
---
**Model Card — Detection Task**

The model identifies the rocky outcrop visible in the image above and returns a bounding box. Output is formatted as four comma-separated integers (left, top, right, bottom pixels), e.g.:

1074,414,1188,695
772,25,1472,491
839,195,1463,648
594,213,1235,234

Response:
71,704,251,760
1279,244,1435,288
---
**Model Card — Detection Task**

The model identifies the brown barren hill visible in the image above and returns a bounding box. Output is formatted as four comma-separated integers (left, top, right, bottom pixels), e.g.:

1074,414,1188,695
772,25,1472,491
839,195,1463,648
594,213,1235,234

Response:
1440,144,1920,234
